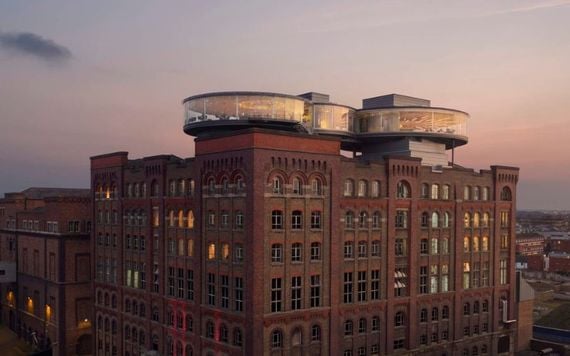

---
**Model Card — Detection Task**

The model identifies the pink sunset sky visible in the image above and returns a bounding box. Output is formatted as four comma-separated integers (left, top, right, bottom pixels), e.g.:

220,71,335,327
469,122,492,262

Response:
0,1,569,209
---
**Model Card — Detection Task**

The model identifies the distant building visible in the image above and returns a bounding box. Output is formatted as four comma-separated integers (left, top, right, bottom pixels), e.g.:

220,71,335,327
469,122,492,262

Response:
0,188,92,355
515,233,545,256
92,91,521,355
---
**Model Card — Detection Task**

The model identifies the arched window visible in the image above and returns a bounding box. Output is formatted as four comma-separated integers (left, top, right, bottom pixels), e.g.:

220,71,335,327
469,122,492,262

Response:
358,180,367,197
463,185,471,200
481,212,489,228
442,305,450,319
501,186,512,201
187,210,194,229
206,321,215,338
464,236,470,252
311,178,323,195
233,328,243,346
473,236,480,252
464,212,471,228
187,239,194,257
221,177,229,194
220,324,229,343
291,210,303,230
371,180,380,197
421,183,429,199
345,211,354,229
473,212,480,228
431,212,440,228
178,239,185,256
344,320,353,335
432,307,439,321
178,210,185,228
344,179,354,197
271,329,283,348
168,210,175,227
235,175,245,193
207,243,216,260
291,327,302,346
482,236,489,252
271,210,283,229
397,181,411,198
443,212,450,228
482,186,490,201
420,308,428,322
431,184,439,199
207,177,215,194
441,238,449,254
311,324,321,341
359,211,368,228
292,177,302,195
463,302,470,315
272,176,283,194
442,184,450,200
185,314,193,332
421,212,429,227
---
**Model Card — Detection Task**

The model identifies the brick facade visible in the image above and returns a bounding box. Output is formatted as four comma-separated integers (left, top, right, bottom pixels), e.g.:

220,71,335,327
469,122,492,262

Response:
91,129,519,356
0,188,92,355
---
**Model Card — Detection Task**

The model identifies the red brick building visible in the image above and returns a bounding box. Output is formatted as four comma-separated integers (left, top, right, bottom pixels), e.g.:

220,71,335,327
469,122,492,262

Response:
92,92,520,356
515,233,544,256
0,188,92,355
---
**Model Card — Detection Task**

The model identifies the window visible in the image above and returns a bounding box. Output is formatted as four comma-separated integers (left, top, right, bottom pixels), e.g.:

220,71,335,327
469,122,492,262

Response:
432,307,439,321
343,272,353,303
420,239,428,254
271,278,282,312
272,176,283,194
473,212,480,228
344,179,354,197
464,236,470,253
431,212,439,228
344,320,353,336
312,178,323,195
311,325,321,342
441,264,449,292
371,180,380,197
207,243,216,260
371,240,380,257
500,259,508,284
310,242,321,261
234,244,244,263
431,184,439,199
344,241,354,259
235,277,244,312
310,275,321,307
233,327,243,346
357,271,367,302
371,270,380,300
358,180,367,197
221,211,229,228
442,184,450,200
464,212,471,228
372,211,381,228
463,262,470,289
443,212,450,228
420,308,428,323
359,211,368,228
501,186,512,201
357,241,367,258
421,212,429,227
464,186,471,200
271,210,283,229
430,265,439,293
394,311,405,327
482,236,489,252
501,234,509,249
221,275,229,308
501,211,509,227
473,236,480,252
431,238,439,254
235,176,244,193
292,178,302,195
310,211,321,229
291,243,302,262
358,318,367,333
207,211,216,227
271,330,283,348
206,321,215,338
482,300,489,312
442,305,450,319
291,210,303,230
482,262,489,286
419,266,428,294
397,181,410,198
345,211,355,228
473,301,480,314
235,210,244,229
372,316,380,332
421,183,429,199
395,238,406,256
473,186,480,200
271,244,283,263
207,273,216,305
464,302,470,315
186,269,194,301
396,210,408,228
291,276,302,310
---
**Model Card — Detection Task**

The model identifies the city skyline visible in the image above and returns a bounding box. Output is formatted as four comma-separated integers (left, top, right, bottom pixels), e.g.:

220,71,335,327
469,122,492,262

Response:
1,0,570,210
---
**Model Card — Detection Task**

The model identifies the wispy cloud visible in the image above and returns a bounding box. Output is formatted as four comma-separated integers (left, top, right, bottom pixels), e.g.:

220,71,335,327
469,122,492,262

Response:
0,31,72,63
483,0,570,16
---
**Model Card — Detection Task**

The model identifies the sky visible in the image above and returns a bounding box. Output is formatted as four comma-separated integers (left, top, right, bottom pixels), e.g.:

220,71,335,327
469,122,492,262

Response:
0,0,569,210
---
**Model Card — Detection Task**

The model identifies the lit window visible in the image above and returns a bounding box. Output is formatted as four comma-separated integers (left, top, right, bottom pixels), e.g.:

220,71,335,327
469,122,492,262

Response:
207,243,216,260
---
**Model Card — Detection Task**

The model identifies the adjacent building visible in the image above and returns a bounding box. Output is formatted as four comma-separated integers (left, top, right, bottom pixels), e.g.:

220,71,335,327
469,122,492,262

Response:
0,188,92,355
92,91,520,356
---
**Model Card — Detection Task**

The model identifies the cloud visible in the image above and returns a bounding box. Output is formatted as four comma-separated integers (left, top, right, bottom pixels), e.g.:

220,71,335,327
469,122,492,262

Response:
0,31,72,62
485,0,570,16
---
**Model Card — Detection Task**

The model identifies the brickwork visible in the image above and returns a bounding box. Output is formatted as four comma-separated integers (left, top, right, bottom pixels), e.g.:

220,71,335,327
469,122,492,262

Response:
91,129,519,356
0,189,92,355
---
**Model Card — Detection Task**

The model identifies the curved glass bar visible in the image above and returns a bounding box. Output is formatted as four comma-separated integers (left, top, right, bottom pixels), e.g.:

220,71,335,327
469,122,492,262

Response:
184,93,312,128
356,108,468,137
312,104,355,134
